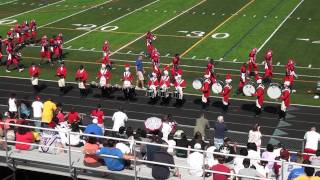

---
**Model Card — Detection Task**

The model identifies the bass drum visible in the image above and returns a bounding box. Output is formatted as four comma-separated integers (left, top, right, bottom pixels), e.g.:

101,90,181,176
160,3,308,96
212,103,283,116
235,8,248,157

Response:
243,81,256,96
267,83,282,99
192,78,204,90
211,80,224,94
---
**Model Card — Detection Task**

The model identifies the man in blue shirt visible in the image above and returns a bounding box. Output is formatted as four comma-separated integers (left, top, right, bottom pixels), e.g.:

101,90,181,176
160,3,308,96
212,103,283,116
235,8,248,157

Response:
84,119,103,136
135,55,145,89
287,160,310,180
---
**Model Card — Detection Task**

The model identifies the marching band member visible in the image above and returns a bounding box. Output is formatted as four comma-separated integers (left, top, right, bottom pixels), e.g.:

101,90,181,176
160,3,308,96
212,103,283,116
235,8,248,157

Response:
30,19,37,44
151,48,160,66
285,59,298,92
264,61,273,84
55,33,63,62
75,65,88,98
264,49,273,68
102,40,110,57
252,76,264,117
236,63,247,95
279,81,291,120
205,59,216,83
101,52,112,69
153,64,162,79
148,72,159,101
146,42,155,57
247,48,258,76
171,66,183,85
221,73,232,112
29,63,40,92
174,74,186,105
97,64,111,97
159,66,171,101
39,35,52,65
146,31,156,46
6,52,24,73
201,74,211,109
172,54,180,69
56,61,67,94
122,64,134,100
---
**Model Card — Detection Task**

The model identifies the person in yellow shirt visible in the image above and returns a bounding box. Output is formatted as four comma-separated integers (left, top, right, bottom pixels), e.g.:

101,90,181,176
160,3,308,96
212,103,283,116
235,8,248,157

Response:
41,98,57,127
294,166,320,180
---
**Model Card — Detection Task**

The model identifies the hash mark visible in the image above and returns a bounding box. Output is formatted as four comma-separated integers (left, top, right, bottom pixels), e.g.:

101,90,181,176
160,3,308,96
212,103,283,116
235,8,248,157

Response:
79,47,84,50
212,13,215,15
277,62,280,65
308,18,312,21
66,46,72,49
165,53,170,57
219,58,223,61
233,59,237,62
202,12,206,15
126,51,132,54
192,12,196,14
308,64,312,68
243,14,246,17
275,16,278,19
297,17,300,20
91,48,95,51
253,15,256,18
192,56,196,59
118,8,122,10
222,13,225,16
264,16,267,18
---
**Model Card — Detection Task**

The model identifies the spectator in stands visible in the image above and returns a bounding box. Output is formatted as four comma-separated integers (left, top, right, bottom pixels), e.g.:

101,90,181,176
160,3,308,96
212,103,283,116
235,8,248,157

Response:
214,116,227,149
288,159,311,180
15,121,35,150
84,118,103,136
90,104,105,132
187,143,204,176
166,134,176,155
274,148,291,179
248,123,262,153
194,112,210,139
135,55,145,89
8,93,18,118
95,139,134,171
161,116,172,142
255,160,268,178
39,129,64,154
112,108,128,132
58,122,83,147
137,128,148,158
238,158,265,180
42,98,57,127
247,142,260,167
176,132,189,158
65,107,80,124
0,114,3,137
273,143,284,158
5,121,16,142
233,148,248,174
126,126,134,153
212,155,231,180
31,96,43,132
19,100,31,119
117,126,127,139
295,166,319,180
83,135,101,167
219,137,236,163
189,131,206,152
146,134,163,162
310,150,320,167
304,127,320,159
206,141,218,168
152,142,180,179
55,104,65,123
262,144,276,172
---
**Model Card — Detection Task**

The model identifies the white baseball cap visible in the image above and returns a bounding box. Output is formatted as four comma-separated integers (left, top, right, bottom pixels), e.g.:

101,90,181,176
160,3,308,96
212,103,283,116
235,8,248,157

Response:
194,143,201,150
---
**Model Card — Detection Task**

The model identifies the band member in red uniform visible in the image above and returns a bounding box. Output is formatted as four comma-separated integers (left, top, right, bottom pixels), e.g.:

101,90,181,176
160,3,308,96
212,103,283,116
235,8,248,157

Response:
55,33,63,62
56,61,67,94
148,72,159,102
146,31,156,46
202,74,211,109
30,19,37,44
252,76,264,117
29,63,40,92
75,65,88,98
285,59,298,92
236,63,247,95
97,64,111,97
279,81,291,120
205,59,216,84
174,74,186,105
221,73,232,112
247,48,258,76
172,54,180,69
6,52,24,73
122,64,135,100
153,64,162,79
151,48,160,66
159,67,171,103
101,52,112,69
102,40,110,57
40,35,52,65
171,66,183,85
264,61,273,84
264,49,273,67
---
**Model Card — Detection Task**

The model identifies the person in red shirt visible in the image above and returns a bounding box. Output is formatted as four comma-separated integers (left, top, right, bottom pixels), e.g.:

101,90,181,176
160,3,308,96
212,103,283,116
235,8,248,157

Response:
56,61,67,94
247,48,258,76
15,122,35,150
29,63,40,92
202,74,211,109
97,64,111,97
65,107,80,124
252,76,264,117
204,59,216,83
264,49,273,69
279,81,291,120
211,156,231,180
171,66,183,85
39,35,52,65
122,64,135,100
101,52,112,68
146,31,156,46
172,54,180,69
6,52,24,73
90,104,105,131
75,65,88,98
30,19,37,44
236,63,247,95
146,42,155,57
151,48,160,66
221,73,232,113
102,40,110,57
285,59,298,92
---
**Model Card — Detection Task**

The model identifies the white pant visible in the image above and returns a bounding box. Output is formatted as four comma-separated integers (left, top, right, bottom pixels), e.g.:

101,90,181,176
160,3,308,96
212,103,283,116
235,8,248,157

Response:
31,77,39,85
281,101,287,111
202,95,207,103
176,87,183,99
149,86,157,98
78,82,85,89
58,78,65,87
256,100,261,109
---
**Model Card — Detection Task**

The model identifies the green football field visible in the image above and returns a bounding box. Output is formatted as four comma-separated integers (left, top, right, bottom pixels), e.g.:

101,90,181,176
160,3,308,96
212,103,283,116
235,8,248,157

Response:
0,0,319,105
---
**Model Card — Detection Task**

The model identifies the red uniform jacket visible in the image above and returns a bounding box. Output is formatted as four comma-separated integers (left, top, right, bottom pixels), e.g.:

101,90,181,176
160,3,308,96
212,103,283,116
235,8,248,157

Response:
29,66,40,77
239,65,247,87
253,84,264,106
174,79,186,88
172,56,180,66
122,71,134,81
265,51,273,68
159,75,170,87
284,75,294,86
151,50,160,64
102,44,109,52
75,69,88,82
204,68,216,83
148,77,159,87
171,68,183,78
202,79,211,98
102,55,111,65
56,66,67,78
281,88,290,107
221,84,232,103
97,69,111,82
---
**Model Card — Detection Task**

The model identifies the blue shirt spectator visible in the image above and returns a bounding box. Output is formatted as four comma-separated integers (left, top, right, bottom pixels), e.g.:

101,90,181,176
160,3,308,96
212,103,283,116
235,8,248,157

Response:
287,167,304,180
84,119,103,136
214,116,227,139
96,139,125,171
135,57,143,72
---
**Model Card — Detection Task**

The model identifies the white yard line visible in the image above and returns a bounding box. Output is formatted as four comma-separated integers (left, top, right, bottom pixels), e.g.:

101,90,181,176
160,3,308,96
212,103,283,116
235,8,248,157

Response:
109,0,207,56
39,0,113,28
257,0,305,52
0,0,66,21
0,0,18,6
64,0,161,44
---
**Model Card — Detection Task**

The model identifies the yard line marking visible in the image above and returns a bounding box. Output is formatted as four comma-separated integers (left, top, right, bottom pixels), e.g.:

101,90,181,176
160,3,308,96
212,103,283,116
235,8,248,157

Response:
277,62,280,65
79,47,84,50
180,0,255,57
91,48,95,51
39,0,113,28
233,59,237,62
257,0,305,52
192,56,196,59
0,0,18,6
219,58,223,61
0,0,65,21
296,38,309,41
165,53,170,57
110,0,207,56
64,0,161,44
126,51,132,54
66,46,72,49
308,64,312,68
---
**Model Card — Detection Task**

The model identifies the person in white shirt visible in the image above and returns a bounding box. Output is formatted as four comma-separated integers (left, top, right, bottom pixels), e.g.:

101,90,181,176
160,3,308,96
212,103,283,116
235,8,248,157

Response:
8,93,17,118
166,134,176,155
206,142,218,168
248,124,262,153
112,108,128,132
304,127,320,154
187,143,204,176
161,118,172,142
247,143,260,167
31,96,43,132
233,148,248,174
261,144,276,173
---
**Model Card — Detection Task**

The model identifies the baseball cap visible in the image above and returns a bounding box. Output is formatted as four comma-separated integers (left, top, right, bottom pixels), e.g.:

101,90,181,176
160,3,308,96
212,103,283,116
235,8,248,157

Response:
194,143,201,150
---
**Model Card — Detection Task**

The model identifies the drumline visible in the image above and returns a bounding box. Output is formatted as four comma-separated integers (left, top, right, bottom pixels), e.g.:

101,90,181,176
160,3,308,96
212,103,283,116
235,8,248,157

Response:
145,87,183,100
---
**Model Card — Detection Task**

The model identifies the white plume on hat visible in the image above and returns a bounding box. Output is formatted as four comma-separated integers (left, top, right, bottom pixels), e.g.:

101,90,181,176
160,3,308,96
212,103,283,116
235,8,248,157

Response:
92,118,98,124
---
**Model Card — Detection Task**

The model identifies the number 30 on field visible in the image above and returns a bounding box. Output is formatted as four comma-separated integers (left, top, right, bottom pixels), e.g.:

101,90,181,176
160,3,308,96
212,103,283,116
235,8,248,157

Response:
178,31,230,39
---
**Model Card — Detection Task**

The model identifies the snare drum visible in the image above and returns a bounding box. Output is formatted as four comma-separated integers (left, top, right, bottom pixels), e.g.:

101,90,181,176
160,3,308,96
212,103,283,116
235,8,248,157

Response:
267,83,282,99
146,89,154,97
173,91,179,99
159,88,168,97
192,78,204,90
243,81,256,96
211,80,224,94
123,80,131,88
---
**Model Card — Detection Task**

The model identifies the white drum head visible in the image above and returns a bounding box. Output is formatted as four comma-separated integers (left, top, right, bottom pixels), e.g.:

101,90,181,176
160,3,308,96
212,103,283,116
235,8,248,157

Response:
267,84,282,99
123,80,131,88
243,84,255,96
212,82,223,94
192,79,202,90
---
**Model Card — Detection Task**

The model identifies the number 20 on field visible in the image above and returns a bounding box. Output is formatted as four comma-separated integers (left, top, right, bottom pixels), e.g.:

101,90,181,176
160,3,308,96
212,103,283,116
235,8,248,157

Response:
177,31,230,39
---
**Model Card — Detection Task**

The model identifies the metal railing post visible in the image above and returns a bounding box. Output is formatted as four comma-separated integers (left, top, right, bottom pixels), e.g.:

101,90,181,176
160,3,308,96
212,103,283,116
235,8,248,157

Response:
133,140,137,180
68,131,73,179
202,152,206,180
4,127,9,165
281,160,284,180
301,139,305,152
